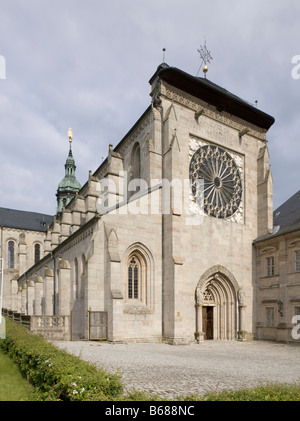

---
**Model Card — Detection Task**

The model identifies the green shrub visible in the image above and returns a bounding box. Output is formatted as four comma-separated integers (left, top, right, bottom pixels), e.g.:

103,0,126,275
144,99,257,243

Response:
201,382,300,401
0,319,123,401
180,382,300,401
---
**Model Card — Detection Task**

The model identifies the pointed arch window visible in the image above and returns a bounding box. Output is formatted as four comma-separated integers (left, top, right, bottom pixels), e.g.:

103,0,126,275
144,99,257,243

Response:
34,243,41,265
128,257,139,299
81,254,86,276
133,143,141,181
126,245,154,309
128,142,141,198
8,241,14,269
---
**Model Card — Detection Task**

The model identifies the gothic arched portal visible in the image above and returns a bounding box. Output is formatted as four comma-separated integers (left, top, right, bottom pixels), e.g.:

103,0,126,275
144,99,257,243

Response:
195,266,243,341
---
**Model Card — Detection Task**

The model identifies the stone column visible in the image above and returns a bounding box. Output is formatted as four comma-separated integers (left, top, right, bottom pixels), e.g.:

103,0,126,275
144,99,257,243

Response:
110,287,124,342
71,209,82,234
109,260,124,342
60,209,72,243
58,258,71,316
21,282,27,314
34,274,44,316
18,233,27,277
195,288,205,343
11,278,19,312
238,305,247,339
27,280,35,315
106,226,124,342
17,285,22,313
51,219,60,250
44,232,52,255
237,288,247,340
44,266,54,316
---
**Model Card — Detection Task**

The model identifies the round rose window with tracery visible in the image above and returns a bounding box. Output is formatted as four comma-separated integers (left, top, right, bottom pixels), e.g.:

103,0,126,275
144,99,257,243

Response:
190,145,242,219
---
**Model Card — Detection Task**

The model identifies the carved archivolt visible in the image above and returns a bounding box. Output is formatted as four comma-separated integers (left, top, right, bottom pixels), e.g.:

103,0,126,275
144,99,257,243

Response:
196,264,240,294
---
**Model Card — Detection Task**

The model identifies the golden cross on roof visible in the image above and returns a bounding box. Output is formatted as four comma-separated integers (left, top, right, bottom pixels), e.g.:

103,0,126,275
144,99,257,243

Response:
197,37,213,78
68,128,73,143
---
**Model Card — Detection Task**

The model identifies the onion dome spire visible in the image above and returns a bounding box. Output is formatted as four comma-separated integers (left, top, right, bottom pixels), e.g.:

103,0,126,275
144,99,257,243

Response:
56,128,82,216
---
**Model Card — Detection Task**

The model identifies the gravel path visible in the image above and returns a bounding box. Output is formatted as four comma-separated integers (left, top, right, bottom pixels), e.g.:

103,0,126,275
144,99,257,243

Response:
52,340,300,399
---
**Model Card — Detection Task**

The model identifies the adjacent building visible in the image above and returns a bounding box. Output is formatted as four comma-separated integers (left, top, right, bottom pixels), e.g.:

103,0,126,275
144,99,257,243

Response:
254,190,300,342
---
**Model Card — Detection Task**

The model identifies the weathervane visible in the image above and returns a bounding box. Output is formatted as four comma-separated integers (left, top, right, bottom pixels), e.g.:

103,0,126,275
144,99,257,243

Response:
197,37,213,78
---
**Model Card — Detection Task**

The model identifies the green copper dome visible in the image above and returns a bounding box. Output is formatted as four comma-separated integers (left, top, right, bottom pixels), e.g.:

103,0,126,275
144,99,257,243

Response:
56,136,82,215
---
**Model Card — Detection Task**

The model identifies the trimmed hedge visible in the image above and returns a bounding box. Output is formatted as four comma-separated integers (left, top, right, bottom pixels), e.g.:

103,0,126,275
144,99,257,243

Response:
0,318,123,401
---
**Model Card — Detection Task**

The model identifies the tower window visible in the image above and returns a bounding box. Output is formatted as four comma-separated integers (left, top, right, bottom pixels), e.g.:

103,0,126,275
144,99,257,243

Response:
8,241,14,269
34,243,41,265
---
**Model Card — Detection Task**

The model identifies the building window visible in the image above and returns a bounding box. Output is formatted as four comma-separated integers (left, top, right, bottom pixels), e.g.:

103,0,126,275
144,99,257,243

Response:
34,244,41,265
294,306,300,316
8,241,14,269
266,307,274,327
266,256,275,276
295,251,300,272
126,245,153,308
128,257,139,299
81,254,86,276
128,143,141,198
132,143,141,181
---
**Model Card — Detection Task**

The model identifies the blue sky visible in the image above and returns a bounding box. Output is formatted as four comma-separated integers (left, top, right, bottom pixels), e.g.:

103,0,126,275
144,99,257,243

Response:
0,0,299,214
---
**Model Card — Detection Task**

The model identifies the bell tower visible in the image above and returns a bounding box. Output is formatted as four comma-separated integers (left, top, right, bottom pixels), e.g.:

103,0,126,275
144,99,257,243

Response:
56,128,82,216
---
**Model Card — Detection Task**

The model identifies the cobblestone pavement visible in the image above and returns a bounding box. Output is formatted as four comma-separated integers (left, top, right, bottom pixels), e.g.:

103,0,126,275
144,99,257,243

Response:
52,340,300,400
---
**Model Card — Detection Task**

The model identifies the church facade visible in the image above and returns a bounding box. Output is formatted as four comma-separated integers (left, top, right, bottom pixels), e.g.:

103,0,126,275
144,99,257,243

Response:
2,63,300,344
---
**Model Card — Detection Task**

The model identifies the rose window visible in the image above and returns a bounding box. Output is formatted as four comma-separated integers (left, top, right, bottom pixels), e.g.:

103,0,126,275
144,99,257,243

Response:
190,145,242,219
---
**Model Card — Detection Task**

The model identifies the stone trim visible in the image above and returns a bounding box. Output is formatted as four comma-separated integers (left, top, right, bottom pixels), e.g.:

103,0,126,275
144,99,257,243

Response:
161,84,267,141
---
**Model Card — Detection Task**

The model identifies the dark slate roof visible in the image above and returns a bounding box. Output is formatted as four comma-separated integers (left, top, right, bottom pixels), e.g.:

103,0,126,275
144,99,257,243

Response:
149,63,275,130
0,207,53,232
254,190,300,243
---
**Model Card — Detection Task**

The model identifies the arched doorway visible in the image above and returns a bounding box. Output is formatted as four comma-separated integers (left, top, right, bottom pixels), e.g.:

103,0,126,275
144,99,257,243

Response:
195,266,244,342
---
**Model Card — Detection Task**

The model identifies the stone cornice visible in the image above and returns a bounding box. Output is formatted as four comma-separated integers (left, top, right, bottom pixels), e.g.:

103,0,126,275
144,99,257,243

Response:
161,83,267,142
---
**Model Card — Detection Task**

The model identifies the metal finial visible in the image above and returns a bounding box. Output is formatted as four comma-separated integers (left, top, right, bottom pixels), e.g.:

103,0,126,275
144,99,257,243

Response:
162,48,166,63
197,37,213,78
68,128,73,143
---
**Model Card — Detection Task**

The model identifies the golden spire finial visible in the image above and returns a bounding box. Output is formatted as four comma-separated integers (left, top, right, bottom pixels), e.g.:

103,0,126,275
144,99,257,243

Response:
68,128,73,143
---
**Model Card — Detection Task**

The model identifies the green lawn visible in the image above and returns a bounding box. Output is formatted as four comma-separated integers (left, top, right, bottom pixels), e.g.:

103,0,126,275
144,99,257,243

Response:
0,348,36,401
